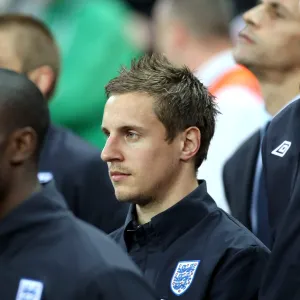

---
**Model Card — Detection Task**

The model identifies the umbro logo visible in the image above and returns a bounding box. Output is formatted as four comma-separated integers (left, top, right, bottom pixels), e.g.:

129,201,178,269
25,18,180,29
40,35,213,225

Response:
271,141,291,157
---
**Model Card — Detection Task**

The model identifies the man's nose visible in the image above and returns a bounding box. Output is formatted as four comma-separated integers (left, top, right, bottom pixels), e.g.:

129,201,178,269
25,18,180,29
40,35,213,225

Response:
101,135,124,162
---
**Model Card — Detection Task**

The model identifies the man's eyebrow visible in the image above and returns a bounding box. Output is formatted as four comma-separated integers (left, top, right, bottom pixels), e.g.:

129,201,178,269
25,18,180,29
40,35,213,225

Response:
101,125,146,133
119,125,147,133
259,0,292,16
270,2,289,12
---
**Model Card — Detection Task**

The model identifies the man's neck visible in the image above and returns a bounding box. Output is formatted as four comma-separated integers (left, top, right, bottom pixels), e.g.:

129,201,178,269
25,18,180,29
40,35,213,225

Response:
184,37,232,72
257,69,300,116
136,169,199,225
0,171,41,220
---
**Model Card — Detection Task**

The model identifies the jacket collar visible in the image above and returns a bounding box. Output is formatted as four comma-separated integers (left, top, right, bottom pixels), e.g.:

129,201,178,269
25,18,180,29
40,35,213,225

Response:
123,180,218,249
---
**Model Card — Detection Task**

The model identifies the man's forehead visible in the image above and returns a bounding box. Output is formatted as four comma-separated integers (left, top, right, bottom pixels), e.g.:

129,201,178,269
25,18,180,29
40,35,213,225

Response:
103,93,157,127
262,0,292,3
262,0,298,8
260,0,300,18
105,93,153,110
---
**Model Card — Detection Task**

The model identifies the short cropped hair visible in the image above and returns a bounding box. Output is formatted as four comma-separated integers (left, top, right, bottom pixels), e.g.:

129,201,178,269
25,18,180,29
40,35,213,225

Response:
0,68,50,161
166,0,234,38
105,53,219,169
0,14,60,100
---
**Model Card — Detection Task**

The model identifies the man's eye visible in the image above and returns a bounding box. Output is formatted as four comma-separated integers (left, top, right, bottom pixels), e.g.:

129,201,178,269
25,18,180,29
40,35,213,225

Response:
126,131,139,140
275,11,284,18
271,9,285,19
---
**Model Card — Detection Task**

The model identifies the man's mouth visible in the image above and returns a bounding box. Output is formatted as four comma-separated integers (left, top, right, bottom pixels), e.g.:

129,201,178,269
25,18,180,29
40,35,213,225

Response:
109,171,131,182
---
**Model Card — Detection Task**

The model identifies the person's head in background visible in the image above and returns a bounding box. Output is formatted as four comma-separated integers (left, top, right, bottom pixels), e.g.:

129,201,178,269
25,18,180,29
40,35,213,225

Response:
233,0,300,116
152,0,234,70
0,14,60,100
0,69,49,219
101,53,218,224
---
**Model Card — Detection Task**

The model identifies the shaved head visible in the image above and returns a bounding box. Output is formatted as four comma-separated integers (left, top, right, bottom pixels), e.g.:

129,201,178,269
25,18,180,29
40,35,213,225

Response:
154,0,234,39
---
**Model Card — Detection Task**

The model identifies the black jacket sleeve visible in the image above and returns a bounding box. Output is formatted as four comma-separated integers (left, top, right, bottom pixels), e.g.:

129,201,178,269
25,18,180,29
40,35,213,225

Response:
88,269,157,300
75,266,157,300
209,246,269,300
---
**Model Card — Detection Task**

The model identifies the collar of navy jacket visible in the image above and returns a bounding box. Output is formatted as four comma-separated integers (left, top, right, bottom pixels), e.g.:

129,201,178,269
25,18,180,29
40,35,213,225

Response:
122,181,216,251
0,181,69,247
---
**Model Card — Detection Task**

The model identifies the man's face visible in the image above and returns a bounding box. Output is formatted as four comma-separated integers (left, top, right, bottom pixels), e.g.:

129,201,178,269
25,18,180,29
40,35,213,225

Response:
233,0,300,71
0,117,16,201
0,30,22,72
101,92,182,205
0,108,39,204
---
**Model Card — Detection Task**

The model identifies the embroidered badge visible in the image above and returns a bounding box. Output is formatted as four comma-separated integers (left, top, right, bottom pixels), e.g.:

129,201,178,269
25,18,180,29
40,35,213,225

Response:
170,260,200,296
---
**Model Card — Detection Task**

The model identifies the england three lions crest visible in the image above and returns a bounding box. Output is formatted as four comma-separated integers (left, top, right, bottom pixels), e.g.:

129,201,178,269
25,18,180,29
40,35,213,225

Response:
170,260,200,296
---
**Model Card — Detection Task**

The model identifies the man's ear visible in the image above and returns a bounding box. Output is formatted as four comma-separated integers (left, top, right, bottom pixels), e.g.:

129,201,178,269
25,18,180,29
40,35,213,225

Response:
8,127,37,165
27,66,54,100
180,127,201,162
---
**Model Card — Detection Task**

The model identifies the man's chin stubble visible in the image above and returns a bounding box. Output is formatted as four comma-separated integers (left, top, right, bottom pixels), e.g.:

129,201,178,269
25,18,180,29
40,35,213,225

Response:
117,195,153,207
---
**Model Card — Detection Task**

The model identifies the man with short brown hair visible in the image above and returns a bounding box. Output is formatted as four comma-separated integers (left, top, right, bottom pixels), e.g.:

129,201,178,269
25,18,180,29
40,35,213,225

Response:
104,53,269,300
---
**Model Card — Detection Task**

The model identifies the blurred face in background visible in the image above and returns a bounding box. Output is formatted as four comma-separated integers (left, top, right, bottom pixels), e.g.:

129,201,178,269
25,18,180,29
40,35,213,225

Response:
234,0,300,72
